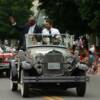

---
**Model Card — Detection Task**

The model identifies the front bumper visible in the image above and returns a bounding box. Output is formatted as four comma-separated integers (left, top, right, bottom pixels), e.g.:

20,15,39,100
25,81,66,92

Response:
22,76,89,83
0,63,10,70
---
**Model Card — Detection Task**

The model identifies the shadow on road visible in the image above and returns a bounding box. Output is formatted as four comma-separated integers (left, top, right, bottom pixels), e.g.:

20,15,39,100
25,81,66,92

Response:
14,88,77,98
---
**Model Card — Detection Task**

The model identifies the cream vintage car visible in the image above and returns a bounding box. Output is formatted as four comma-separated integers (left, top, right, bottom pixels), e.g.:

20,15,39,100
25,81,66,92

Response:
10,34,89,97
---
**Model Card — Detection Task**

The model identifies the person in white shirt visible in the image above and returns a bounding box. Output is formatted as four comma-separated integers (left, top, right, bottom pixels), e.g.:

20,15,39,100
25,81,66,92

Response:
42,19,61,44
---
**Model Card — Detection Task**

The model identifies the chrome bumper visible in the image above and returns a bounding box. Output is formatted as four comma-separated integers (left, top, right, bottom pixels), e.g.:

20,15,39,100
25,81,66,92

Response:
22,76,89,83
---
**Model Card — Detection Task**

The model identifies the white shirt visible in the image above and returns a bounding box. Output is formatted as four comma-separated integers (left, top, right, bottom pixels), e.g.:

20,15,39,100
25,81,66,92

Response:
28,24,36,34
42,28,60,36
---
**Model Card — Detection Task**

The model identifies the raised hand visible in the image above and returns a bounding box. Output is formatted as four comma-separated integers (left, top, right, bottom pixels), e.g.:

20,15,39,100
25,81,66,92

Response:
9,16,16,24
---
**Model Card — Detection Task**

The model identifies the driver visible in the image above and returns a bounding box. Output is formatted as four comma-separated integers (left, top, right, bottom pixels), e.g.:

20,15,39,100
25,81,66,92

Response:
42,19,61,45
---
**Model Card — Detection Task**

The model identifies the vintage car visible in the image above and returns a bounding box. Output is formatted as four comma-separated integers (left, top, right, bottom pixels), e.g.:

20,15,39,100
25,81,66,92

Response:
10,34,89,97
0,52,15,77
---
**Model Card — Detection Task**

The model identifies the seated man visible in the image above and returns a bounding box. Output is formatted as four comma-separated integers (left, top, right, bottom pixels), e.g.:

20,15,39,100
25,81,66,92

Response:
42,19,61,45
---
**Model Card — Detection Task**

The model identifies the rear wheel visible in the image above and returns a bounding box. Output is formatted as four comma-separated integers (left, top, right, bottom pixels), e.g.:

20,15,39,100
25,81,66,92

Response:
20,70,29,97
10,80,18,91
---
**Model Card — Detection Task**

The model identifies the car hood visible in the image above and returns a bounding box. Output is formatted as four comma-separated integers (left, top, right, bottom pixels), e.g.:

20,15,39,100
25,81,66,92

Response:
27,46,72,57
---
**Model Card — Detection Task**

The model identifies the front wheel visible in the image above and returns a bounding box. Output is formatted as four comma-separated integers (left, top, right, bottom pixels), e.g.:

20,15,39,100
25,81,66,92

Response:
73,70,86,97
10,80,18,91
76,82,86,97
10,71,18,91
20,70,29,97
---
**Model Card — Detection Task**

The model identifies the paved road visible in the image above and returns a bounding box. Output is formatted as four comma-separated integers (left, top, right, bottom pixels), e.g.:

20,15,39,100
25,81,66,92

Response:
0,75,100,100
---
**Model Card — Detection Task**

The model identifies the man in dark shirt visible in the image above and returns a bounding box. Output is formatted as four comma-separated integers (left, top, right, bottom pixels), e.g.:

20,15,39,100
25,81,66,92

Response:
9,16,42,50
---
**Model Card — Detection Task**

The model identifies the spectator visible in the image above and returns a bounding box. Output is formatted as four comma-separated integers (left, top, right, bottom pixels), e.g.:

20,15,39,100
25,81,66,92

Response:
82,36,88,50
79,48,88,64
79,36,84,49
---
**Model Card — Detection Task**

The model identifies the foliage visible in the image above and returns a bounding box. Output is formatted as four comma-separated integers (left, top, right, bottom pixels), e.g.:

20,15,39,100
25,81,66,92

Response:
0,0,33,39
39,0,100,35
78,0,100,33
38,0,88,34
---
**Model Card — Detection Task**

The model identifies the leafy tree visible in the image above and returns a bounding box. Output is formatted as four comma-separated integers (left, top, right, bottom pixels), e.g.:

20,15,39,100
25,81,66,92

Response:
38,0,88,34
38,0,100,37
77,0,100,34
0,0,33,39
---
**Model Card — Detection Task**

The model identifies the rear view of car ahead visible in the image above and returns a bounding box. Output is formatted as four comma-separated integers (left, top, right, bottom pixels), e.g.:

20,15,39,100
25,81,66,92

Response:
10,34,89,97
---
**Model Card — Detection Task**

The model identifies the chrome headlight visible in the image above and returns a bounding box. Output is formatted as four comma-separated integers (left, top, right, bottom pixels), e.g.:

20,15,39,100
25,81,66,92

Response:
34,63,43,75
64,56,75,72
35,53,44,63
34,53,44,75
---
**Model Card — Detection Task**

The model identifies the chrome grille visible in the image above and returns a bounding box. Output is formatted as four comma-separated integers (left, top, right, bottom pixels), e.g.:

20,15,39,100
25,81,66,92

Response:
43,50,64,76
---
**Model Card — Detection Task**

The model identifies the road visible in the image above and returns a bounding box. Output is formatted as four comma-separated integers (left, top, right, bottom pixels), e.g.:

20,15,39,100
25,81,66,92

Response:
0,75,100,100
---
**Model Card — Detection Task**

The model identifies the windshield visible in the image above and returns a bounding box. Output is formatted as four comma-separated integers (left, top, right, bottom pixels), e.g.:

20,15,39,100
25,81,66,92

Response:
25,34,70,48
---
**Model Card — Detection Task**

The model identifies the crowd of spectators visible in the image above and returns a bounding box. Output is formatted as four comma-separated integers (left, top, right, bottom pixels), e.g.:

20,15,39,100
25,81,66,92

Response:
71,35,100,75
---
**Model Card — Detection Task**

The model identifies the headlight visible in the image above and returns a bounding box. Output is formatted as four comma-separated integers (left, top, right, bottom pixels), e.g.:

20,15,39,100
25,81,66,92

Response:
34,53,44,75
35,53,44,63
34,63,43,75
64,63,73,72
64,56,75,72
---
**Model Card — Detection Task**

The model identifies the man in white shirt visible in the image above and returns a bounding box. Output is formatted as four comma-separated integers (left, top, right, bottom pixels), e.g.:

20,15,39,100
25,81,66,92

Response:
42,19,60,36
42,19,61,44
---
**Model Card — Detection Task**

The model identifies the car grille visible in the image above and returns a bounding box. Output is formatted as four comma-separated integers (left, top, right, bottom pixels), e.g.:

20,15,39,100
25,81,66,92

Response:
43,50,64,76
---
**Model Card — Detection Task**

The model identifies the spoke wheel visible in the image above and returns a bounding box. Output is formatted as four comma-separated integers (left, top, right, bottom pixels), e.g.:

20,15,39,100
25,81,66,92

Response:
10,71,18,91
20,70,29,97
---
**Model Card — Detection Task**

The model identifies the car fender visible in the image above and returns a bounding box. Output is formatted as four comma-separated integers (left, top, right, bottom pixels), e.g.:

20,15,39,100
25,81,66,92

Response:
10,60,18,77
21,61,32,70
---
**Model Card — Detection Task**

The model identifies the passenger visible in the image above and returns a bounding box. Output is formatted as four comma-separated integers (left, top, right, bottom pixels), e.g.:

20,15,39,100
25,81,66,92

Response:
42,19,61,45
9,16,42,50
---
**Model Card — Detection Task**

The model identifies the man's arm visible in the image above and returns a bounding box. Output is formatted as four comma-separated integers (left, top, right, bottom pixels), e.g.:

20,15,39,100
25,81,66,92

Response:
9,16,27,31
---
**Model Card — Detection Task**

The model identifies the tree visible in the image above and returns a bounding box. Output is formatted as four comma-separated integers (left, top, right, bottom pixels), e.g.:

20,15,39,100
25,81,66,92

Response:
0,0,33,39
38,0,88,34
77,0,100,34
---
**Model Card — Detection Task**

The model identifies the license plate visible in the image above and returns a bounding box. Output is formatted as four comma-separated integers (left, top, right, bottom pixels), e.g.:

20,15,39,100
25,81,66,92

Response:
48,63,60,70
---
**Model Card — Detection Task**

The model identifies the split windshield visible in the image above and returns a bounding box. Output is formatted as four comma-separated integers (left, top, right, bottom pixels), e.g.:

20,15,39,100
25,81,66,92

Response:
25,34,70,48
